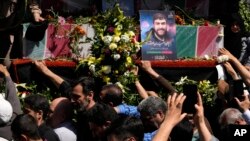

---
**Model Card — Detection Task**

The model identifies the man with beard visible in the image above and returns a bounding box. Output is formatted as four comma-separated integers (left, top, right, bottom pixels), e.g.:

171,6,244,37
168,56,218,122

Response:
142,12,176,60
146,12,169,43
34,61,98,141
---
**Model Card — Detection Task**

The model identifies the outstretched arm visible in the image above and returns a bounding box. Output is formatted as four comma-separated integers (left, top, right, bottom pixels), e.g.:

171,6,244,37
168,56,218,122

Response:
0,64,22,115
219,48,250,86
132,66,151,99
34,61,64,89
34,61,72,97
152,93,186,141
140,61,176,95
194,93,218,141
235,95,250,124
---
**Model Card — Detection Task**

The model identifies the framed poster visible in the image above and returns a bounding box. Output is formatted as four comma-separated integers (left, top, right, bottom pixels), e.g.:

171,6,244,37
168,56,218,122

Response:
140,10,177,60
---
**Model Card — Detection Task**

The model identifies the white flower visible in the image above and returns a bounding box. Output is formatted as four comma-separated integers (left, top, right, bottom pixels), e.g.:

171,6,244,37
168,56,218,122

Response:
135,42,141,52
21,92,27,99
89,64,96,73
121,34,130,42
113,54,121,61
204,55,210,60
176,76,187,85
102,65,112,74
217,55,229,63
103,35,113,44
109,43,118,50
124,71,130,76
113,36,120,42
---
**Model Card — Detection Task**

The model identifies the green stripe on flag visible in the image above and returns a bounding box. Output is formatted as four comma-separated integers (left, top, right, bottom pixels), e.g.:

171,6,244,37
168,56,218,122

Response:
176,26,197,58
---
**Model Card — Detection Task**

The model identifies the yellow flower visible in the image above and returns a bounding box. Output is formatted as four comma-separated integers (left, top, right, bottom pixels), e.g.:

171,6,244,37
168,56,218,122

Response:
127,31,135,37
114,70,119,74
114,28,121,36
101,65,111,74
97,56,103,63
126,57,132,64
103,76,111,83
113,35,121,42
87,57,96,65
109,43,118,50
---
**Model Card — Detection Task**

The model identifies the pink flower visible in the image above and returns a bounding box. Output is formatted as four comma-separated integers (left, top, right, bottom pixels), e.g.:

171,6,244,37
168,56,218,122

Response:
58,16,66,25
107,26,114,33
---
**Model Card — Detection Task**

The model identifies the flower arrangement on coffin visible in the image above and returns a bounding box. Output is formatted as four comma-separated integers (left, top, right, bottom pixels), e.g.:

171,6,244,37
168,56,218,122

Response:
174,6,218,26
45,9,90,56
15,82,61,104
239,0,250,32
174,76,218,107
77,4,141,103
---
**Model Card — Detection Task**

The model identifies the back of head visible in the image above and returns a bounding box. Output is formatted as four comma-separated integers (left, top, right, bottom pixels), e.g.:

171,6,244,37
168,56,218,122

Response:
49,97,73,127
52,97,73,120
137,96,167,116
0,94,13,126
11,114,41,140
24,94,50,120
100,84,123,106
219,108,246,127
170,118,193,141
87,102,119,126
107,115,144,141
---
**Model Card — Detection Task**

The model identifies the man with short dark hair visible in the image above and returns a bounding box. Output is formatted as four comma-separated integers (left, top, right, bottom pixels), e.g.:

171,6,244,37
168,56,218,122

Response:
99,84,123,107
142,12,176,60
23,94,60,141
106,115,144,141
11,114,43,141
86,103,119,141
146,13,169,43
34,61,98,141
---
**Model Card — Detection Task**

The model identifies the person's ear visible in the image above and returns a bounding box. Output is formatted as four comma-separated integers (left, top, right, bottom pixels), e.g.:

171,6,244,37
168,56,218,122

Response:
103,121,111,129
87,91,94,100
20,134,28,141
235,118,246,125
108,102,114,107
125,136,136,141
36,110,43,121
158,110,165,119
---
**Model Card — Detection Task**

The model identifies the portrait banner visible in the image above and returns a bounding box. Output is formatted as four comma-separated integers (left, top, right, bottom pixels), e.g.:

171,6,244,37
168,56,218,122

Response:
140,10,177,60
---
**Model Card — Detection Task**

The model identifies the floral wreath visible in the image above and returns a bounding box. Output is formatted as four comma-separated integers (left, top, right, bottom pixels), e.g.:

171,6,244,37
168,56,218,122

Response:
239,0,250,32
78,4,141,95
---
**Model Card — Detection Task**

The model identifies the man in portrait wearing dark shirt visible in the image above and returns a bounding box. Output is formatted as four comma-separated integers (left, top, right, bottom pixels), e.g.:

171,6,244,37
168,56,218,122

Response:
142,12,176,60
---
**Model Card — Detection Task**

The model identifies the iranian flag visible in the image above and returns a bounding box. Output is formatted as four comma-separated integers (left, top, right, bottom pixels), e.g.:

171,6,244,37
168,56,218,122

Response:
176,25,223,58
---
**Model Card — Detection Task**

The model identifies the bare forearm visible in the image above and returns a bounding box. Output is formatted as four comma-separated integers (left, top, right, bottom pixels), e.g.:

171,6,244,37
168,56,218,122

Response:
135,81,148,99
43,70,64,89
231,57,250,86
152,120,174,141
197,121,213,141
